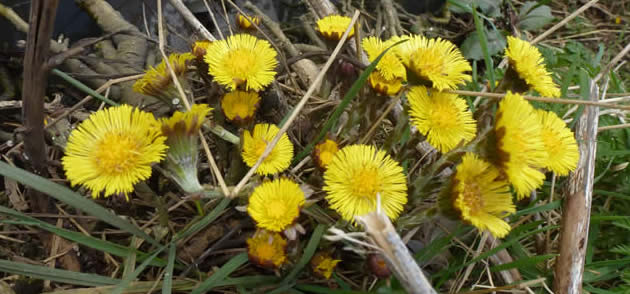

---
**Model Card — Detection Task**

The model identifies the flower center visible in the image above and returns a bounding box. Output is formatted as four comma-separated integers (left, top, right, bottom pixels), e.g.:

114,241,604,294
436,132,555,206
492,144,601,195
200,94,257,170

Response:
267,200,288,219
541,129,562,156
94,132,141,176
232,101,250,119
351,166,380,198
255,242,276,261
226,48,257,84
462,182,483,213
429,101,458,130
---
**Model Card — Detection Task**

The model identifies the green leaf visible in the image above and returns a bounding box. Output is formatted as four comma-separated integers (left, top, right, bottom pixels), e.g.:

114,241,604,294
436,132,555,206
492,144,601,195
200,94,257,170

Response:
281,224,326,284
162,244,177,294
112,245,168,294
0,205,166,266
490,254,557,272
517,2,554,31
0,259,119,287
449,0,500,17
472,4,495,90
0,160,160,247
461,28,506,60
190,253,249,294
173,197,231,242
291,40,407,165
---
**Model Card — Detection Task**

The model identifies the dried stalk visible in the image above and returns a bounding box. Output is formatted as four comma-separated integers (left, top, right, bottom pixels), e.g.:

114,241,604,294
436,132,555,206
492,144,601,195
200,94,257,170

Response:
357,211,437,294
553,79,599,294
168,0,217,41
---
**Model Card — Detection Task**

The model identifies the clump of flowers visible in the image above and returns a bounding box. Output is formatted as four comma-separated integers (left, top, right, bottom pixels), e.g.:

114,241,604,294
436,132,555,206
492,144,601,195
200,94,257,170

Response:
323,144,407,222
62,105,168,199
133,53,194,105
316,15,354,41
241,124,294,175
396,35,471,91
237,13,261,30
221,90,260,124
159,104,212,193
536,109,579,175
247,229,287,269
311,252,341,279
247,178,305,232
204,34,278,91
313,139,339,169
493,92,548,198
504,36,560,97
443,153,515,238
407,86,476,152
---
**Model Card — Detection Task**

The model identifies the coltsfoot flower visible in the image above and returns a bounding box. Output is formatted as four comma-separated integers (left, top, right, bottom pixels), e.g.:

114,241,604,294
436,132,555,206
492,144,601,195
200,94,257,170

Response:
247,178,305,232
246,229,287,269
505,36,560,97
241,124,293,175
316,15,354,41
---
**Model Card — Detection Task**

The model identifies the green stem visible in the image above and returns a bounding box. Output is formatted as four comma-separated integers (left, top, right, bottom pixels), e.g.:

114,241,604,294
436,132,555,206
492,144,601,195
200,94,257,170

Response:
51,69,119,106
194,200,204,216
203,122,240,145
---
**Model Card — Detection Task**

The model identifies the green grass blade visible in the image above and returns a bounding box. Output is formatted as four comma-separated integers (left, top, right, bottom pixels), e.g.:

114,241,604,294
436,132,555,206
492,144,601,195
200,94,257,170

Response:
472,4,495,90
190,253,249,294
435,225,559,287
162,243,177,294
281,224,326,284
294,284,364,294
0,205,166,266
0,259,119,287
112,245,168,294
490,254,557,272
415,225,466,262
173,197,231,242
0,160,160,247
291,40,407,165
511,200,561,218
52,69,119,106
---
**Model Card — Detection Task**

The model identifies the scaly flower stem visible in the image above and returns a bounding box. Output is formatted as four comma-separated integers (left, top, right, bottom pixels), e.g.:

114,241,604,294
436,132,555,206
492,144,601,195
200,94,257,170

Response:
203,122,240,145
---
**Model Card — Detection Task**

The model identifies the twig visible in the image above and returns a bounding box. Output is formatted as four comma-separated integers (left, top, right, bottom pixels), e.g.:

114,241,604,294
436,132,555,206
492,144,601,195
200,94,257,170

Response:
167,0,216,41
448,89,630,112
531,0,600,45
230,10,361,197
157,0,230,197
553,78,599,294
357,209,437,294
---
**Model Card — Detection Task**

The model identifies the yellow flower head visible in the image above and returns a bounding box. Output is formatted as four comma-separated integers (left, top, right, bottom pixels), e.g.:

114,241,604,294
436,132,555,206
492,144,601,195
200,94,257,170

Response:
242,124,294,175
311,252,341,279
192,40,213,60
204,34,278,91
159,104,212,193
368,71,404,96
247,229,287,269
161,104,212,137
133,53,194,102
362,36,406,81
313,139,339,169
505,36,560,98
396,35,471,91
407,86,477,152
62,105,168,198
451,153,515,238
536,110,579,175
323,145,407,222
248,178,305,232
221,90,260,124
237,13,261,30
495,92,548,198
316,15,354,41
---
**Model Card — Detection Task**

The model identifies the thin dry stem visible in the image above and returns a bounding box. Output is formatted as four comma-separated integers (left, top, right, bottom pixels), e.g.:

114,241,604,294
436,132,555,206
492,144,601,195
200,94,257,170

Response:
230,10,362,197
